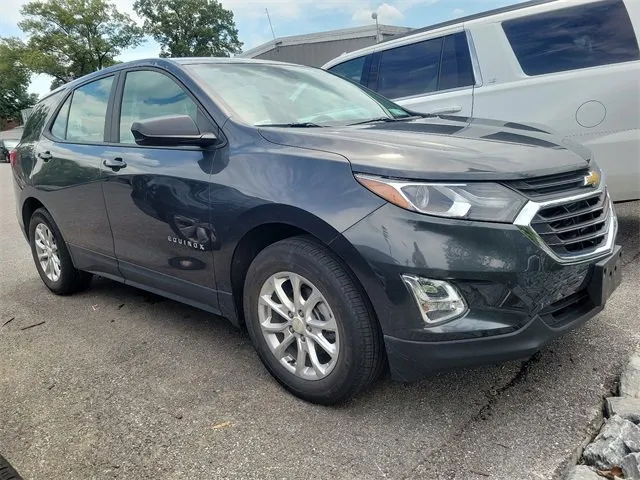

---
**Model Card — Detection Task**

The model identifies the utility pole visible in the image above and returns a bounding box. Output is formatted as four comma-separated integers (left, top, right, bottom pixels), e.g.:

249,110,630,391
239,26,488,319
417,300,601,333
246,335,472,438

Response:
371,12,381,43
266,8,276,40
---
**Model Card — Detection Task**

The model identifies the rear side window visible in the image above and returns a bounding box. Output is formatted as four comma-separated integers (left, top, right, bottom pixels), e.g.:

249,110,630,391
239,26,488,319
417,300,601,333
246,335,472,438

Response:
21,91,65,143
61,76,114,142
375,32,474,99
503,0,640,76
118,70,198,144
328,56,367,83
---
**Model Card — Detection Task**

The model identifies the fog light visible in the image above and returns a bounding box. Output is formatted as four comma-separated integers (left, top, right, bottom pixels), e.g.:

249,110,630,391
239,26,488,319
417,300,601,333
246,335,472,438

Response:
402,275,467,325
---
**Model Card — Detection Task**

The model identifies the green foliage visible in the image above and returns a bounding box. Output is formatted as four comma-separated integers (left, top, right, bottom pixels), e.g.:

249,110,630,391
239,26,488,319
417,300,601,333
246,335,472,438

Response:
19,0,144,87
0,38,38,123
134,0,242,58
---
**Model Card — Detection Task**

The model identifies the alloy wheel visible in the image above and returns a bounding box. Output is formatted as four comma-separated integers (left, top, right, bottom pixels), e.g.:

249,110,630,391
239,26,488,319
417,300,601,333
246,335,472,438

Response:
258,272,339,380
34,223,61,282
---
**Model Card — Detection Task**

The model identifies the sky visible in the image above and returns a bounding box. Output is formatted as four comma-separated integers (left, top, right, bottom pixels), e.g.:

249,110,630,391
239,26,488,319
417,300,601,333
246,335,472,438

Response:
0,0,517,98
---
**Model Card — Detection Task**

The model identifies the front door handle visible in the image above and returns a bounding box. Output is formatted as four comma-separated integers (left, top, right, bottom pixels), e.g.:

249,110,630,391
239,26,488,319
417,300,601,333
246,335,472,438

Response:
429,106,462,115
103,157,127,171
38,151,52,162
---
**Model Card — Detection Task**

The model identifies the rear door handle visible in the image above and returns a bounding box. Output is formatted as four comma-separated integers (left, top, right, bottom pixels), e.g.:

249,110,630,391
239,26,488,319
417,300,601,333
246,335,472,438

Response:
103,157,127,171
38,151,52,162
428,106,462,115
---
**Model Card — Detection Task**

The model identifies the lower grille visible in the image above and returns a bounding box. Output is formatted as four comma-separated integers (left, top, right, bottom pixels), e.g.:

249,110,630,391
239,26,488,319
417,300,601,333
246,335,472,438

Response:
541,289,593,328
530,190,611,257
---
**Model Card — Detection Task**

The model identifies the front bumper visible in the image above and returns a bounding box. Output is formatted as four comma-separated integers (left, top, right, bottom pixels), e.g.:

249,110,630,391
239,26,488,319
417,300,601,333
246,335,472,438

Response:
338,202,621,382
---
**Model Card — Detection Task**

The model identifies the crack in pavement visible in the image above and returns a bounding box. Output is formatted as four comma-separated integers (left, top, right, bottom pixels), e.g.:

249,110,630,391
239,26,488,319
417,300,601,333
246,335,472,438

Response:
403,353,543,479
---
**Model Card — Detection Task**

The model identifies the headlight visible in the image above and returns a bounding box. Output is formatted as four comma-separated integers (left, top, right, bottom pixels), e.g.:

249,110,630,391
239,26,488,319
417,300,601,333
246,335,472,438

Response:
355,174,526,222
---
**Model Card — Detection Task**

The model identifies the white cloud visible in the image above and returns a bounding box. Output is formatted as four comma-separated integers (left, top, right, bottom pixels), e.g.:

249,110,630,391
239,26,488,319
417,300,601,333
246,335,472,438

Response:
352,3,404,25
452,7,465,17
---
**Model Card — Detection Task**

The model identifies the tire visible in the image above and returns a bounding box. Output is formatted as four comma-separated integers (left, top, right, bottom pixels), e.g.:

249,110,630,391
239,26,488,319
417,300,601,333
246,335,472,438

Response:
28,208,92,295
0,454,22,480
244,236,384,405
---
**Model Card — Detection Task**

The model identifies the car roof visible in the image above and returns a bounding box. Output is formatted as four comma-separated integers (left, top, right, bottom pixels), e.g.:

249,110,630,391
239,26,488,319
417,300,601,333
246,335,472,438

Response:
41,57,300,102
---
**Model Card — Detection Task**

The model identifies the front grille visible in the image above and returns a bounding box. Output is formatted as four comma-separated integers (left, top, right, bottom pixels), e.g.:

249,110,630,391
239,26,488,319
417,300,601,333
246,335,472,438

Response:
506,168,590,197
531,190,611,257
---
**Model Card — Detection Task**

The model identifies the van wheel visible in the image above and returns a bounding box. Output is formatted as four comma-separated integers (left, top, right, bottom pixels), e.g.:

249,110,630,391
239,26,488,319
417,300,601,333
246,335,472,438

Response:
28,208,92,295
244,236,384,405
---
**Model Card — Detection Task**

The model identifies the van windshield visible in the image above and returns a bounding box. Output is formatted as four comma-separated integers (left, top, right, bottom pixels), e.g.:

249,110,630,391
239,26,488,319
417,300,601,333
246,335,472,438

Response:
187,63,413,127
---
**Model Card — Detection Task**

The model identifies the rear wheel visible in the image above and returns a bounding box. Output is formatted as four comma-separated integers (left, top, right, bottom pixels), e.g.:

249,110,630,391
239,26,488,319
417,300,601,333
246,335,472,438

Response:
0,454,22,480
28,208,92,295
244,236,384,404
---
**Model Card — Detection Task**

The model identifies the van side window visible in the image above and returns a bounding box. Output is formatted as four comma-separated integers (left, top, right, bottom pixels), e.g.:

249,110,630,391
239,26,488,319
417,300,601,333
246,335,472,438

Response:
328,56,367,84
377,37,443,99
502,0,640,76
439,33,474,91
65,76,114,142
119,70,198,144
375,32,475,99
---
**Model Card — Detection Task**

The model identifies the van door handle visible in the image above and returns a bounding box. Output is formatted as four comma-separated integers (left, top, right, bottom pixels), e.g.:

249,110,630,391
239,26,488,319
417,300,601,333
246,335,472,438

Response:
38,151,52,162
429,106,462,115
103,157,127,171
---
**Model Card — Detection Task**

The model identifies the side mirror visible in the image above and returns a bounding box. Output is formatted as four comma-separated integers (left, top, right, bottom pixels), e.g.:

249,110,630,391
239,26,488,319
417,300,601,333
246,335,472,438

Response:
131,115,218,147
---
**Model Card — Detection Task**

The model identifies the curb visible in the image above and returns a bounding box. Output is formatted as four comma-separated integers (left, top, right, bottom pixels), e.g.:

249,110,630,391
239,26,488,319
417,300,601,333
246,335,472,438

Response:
565,352,640,480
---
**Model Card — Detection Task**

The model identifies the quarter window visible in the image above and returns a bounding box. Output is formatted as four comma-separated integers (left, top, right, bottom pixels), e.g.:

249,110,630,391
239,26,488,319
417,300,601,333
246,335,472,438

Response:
21,91,65,143
119,70,198,144
65,76,114,142
502,0,640,76
375,32,474,99
328,56,367,84
51,95,72,139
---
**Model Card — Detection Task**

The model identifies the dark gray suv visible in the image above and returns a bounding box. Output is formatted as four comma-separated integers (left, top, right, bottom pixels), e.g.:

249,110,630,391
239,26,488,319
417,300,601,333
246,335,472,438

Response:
12,58,622,404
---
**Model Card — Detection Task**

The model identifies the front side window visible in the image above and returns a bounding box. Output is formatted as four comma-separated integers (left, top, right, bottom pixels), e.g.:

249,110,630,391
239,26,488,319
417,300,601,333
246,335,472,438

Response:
119,70,198,144
187,63,412,127
502,0,640,76
328,56,367,84
64,76,114,142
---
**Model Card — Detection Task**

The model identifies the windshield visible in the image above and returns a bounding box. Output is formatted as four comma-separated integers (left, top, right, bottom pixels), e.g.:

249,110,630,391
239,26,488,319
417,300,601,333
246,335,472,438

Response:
187,63,413,127
4,140,19,149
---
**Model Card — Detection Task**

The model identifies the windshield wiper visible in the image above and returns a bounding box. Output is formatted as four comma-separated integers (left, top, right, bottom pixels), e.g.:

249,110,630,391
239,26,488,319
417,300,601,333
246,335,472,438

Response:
348,116,422,126
258,122,324,128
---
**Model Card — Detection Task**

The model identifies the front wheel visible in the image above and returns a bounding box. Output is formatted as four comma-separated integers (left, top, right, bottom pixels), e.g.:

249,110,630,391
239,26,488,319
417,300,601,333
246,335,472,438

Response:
244,236,384,404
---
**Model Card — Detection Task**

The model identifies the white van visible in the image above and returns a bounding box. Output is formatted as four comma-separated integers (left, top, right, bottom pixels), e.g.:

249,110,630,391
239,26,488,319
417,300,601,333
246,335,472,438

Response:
322,0,640,201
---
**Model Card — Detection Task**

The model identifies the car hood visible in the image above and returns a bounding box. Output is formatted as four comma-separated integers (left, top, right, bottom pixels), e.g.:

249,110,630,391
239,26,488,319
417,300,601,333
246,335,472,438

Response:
258,116,592,181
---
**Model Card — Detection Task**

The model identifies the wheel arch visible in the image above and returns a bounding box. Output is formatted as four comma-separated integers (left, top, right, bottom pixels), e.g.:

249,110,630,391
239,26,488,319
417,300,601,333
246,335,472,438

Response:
21,197,46,239
219,204,380,330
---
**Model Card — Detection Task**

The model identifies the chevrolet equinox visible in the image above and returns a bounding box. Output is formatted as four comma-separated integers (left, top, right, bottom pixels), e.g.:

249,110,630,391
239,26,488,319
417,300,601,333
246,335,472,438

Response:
12,58,622,404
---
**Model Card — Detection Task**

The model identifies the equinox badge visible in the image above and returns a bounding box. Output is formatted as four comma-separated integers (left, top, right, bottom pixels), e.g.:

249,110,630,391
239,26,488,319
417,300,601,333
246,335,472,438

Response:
168,236,206,251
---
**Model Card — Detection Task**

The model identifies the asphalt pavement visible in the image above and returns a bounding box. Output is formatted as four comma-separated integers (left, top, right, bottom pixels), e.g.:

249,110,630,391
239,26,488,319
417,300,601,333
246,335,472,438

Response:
0,165,638,479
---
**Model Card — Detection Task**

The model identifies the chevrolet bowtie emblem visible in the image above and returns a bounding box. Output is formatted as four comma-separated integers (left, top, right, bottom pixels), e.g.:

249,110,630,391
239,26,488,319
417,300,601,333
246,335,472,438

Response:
583,170,600,187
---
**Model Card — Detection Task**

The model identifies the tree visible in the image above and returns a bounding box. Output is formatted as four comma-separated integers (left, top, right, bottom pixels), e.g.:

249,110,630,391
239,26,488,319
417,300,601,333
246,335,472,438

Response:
0,38,38,124
19,0,144,88
134,0,242,58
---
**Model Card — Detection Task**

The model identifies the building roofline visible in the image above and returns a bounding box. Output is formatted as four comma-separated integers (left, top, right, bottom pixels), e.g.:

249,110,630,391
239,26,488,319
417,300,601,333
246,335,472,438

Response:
240,24,411,58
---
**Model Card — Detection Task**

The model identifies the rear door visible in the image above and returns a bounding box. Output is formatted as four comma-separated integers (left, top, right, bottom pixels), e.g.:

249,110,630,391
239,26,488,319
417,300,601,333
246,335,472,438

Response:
369,31,476,117
30,75,119,277
101,68,222,312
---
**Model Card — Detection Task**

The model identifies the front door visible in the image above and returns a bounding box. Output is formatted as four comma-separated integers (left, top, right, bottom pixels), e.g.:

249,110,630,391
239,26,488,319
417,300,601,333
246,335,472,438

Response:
101,68,221,312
